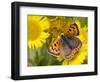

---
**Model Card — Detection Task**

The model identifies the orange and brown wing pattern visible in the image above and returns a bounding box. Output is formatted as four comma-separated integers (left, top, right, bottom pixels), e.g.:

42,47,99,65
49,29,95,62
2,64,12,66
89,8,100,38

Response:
65,41,82,61
48,38,61,57
60,35,82,61
65,23,79,37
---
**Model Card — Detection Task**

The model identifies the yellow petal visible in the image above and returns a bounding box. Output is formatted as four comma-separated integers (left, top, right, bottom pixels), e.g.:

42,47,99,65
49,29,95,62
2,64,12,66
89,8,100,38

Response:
40,17,50,30
28,15,43,21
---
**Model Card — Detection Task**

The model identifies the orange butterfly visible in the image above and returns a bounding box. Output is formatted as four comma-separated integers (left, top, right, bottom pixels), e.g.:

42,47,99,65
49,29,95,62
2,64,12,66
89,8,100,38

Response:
48,23,82,61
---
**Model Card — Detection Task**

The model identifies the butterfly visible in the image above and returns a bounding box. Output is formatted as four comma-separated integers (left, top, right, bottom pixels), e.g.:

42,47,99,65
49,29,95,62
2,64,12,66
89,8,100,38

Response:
48,23,82,61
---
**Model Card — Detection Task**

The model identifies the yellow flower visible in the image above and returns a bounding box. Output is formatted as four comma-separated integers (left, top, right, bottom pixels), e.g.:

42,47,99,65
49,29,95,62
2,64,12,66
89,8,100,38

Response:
62,19,88,65
49,16,67,38
28,16,50,49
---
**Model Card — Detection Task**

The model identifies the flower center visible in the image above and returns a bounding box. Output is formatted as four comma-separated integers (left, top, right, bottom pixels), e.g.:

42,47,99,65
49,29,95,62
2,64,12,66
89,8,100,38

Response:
28,19,40,40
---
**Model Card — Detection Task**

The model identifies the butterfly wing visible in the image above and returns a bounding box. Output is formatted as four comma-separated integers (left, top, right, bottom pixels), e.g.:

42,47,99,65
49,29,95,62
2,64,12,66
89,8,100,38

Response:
60,35,82,60
48,35,72,57
69,40,82,59
65,23,79,37
64,36,82,50
48,38,61,57
60,35,72,59
70,37,82,57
